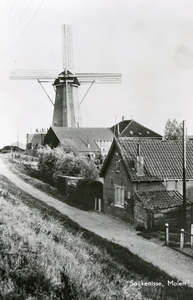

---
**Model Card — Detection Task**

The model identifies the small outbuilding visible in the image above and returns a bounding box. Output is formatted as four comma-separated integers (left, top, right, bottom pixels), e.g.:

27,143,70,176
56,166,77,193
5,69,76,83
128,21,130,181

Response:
133,190,193,229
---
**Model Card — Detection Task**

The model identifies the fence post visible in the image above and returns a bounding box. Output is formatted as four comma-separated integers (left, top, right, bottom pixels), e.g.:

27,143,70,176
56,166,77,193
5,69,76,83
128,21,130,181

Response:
180,229,184,250
191,224,193,248
165,223,169,246
98,199,101,212
94,198,97,211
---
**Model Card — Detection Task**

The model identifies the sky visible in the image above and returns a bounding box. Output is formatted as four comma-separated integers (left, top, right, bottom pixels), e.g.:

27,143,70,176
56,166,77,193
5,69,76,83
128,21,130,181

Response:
1,0,193,148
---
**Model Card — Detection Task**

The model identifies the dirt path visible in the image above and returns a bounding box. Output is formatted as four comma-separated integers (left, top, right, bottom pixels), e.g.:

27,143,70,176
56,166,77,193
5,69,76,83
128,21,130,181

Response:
0,155,193,288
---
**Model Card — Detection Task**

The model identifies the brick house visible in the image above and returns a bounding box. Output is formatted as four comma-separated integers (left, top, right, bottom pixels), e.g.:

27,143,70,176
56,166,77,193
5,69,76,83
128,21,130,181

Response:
100,138,193,228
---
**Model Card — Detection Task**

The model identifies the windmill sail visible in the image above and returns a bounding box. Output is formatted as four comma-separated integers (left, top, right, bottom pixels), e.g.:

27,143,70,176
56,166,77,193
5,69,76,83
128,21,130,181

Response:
75,73,122,84
62,24,74,71
10,69,58,80
9,24,122,129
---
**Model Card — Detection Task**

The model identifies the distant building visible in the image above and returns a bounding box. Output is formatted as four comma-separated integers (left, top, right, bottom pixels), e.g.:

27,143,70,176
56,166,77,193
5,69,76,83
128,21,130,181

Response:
28,119,162,158
110,118,162,139
26,129,47,155
44,127,114,157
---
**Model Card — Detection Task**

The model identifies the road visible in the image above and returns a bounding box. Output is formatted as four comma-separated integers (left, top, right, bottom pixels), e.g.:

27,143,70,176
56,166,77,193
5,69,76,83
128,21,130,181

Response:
0,155,193,288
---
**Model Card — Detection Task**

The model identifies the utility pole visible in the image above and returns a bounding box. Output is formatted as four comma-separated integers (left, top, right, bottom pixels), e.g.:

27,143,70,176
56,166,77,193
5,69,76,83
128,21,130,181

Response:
183,120,186,229
17,130,19,148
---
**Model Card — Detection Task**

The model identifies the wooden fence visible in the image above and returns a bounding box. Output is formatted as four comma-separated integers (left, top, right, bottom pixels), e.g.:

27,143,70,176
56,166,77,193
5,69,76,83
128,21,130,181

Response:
94,198,102,212
165,223,193,250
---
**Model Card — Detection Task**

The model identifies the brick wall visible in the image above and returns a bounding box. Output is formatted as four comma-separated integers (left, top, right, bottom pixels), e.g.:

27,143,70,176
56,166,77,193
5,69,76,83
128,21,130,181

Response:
103,146,133,222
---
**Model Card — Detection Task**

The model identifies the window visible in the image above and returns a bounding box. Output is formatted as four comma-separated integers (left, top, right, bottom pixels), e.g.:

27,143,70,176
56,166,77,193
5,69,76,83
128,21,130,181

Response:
115,185,125,206
116,160,120,173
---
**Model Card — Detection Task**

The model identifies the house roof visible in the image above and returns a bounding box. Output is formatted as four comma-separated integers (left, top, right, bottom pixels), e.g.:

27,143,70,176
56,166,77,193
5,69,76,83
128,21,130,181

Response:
134,190,193,210
27,134,46,145
110,119,162,139
101,138,193,181
50,127,114,152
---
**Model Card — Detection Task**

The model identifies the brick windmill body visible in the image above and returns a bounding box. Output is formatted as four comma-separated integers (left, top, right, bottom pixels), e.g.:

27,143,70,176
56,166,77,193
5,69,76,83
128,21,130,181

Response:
10,25,121,128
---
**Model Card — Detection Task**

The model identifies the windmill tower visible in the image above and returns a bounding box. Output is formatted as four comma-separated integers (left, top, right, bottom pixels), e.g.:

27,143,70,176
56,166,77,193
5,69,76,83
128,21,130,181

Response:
10,25,121,128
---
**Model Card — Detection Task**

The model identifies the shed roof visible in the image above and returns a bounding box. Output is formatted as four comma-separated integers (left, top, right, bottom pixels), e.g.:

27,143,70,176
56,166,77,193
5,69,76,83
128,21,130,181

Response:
50,127,114,152
134,190,193,210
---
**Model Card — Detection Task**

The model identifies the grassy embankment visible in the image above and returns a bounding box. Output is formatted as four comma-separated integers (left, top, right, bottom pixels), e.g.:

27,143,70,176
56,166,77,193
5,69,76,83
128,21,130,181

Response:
1,157,193,299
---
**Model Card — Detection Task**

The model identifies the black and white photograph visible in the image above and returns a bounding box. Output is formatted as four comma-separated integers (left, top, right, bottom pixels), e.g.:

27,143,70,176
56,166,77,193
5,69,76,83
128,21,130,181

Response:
0,0,193,299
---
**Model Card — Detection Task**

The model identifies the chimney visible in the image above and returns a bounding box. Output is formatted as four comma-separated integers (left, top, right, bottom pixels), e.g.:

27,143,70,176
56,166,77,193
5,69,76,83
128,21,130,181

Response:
135,143,144,176
122,115,126,121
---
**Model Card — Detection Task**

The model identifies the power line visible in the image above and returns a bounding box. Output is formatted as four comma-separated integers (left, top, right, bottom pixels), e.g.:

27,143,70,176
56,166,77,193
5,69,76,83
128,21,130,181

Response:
0,0,17,33
1,0,45,58
0,0,34,49
0,0,12,23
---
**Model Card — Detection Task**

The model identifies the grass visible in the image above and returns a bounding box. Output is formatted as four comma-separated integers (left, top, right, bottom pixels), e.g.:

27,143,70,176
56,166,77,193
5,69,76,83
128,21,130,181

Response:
4,156,84,210
1,157,193,299
0,177,144,299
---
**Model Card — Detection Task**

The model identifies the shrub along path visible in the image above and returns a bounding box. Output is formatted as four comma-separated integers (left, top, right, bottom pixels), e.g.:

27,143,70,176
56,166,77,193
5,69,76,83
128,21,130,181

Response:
0,155,193,288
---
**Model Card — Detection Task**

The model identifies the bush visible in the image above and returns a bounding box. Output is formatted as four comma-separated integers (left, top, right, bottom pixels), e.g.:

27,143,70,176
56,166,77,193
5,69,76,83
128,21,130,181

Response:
37,145,58,183
37,145,99,185
59,138,78,156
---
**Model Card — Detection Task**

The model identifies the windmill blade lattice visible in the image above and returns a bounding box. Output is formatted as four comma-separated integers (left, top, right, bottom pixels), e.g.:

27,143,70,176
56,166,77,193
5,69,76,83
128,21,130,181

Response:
10,69,58,80
75,73,122,84
62,24,74,71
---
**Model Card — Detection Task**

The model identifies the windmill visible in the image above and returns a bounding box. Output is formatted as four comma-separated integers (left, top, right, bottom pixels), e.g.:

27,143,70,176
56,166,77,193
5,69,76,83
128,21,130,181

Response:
10,25,121,128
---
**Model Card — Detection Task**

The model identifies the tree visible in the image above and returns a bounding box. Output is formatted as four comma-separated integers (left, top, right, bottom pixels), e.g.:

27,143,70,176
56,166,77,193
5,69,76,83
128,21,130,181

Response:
59,138,78,156
164,119,183,140
54,154,99,182
37,144,99,185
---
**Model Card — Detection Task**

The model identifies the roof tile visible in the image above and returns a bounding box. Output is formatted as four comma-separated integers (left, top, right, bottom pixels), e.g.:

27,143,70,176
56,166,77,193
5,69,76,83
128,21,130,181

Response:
52,127,114,152
118,138,193,181
134,190,193,210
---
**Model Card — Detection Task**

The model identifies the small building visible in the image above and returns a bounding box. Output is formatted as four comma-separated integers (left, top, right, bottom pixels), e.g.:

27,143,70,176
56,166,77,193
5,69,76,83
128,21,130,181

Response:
134,190,193,229
44,127,114,157
100,138,193,228
26,131,47,155
110,118,162,139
